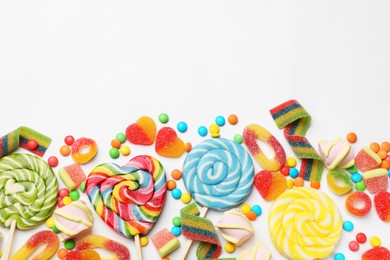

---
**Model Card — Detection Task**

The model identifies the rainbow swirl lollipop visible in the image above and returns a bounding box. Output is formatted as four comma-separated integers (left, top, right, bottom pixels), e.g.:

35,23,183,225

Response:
86,155,166,239
182,138,254,211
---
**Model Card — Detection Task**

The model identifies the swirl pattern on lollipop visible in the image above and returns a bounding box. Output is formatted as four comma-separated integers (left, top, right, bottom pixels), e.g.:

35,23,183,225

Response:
0,153,58,229
86,155,166,238
182,138,254,211
268,187,342,260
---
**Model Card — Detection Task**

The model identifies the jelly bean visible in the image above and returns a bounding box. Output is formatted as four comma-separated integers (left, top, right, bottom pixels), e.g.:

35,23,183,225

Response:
158,113,169,124
209,124,220,138
356,232,367,243
63,196,72,205
356,181,366,191
172,216,181,227
171,169,182,180
293,177,304,187
215,116,225,126
241,204,251,214
334,253,345,260
111,139,121,149
381,141,390,152
346,132,357,143
109,148,120,159
60,145,71,156
59,188,70,198
349,241,359,251
370,142,380,153
57,248,68,259
233,134,243,144
370,236,381,247
289,167,299,178
343,220,354,232
177,121,188,133
46,217,55,228
227,114,238,125
286,157,297,167
166,180,176,190
351,173,362,183
280,165,290,176
379,160,390,170
64,135,75,146
171,188,182,199
347,165,358,174
287,179,294,189
185,142,192,153
310,180,321,189
79,181,86,193
116,132,126,143
225,242,236,253
48,156,58,167
69,190,80,201
140,236,149,247
198,126,208,137
251,205,262,216
119,145,131,156
64,239,75,250
377,150,388,160
181,193,191,204
52,225,60,234
171,226,181,236
246,211,256,221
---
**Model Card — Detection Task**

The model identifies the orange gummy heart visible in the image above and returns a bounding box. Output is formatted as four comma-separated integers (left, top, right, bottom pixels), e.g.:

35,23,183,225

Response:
126,116,156,145
155,127,185,158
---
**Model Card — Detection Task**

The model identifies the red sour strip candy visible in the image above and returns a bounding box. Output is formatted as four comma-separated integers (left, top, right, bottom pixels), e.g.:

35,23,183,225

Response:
374,191,390,222
11,230,59,260
345,191,372,217
243,124,286,172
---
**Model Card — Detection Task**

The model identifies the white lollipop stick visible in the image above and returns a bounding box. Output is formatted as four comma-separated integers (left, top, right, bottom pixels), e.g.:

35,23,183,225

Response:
135,234,143,260
180,207,208,260
3,219,16,260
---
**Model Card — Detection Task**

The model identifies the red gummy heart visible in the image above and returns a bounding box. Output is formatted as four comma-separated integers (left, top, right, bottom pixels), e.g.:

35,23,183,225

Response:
126,116,156,145
254,170,287,201
362,246,390,260
155,127,185,158
374,191,390,222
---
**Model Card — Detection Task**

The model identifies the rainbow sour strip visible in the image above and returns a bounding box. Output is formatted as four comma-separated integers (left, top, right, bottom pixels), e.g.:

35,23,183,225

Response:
270,100,324,181
180,203,222,259
0,126,51,158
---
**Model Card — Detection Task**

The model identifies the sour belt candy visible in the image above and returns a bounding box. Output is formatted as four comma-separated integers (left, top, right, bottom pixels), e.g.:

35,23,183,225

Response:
268,187,342,260
0,153,58,229
86,155,167,238
182,138,254,211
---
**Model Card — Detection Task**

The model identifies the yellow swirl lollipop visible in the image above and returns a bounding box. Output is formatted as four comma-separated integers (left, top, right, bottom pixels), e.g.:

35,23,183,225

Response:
268,187,342,260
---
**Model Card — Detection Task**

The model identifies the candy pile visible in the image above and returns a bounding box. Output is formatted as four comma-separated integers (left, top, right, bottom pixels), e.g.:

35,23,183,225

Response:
1,99,389,260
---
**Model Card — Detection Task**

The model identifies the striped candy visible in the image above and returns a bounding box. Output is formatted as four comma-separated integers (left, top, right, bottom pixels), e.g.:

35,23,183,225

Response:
182,138,254,211
0,126,51,158
268,187,342,260
270,99,324,182
0,153,58,229
86,155,167,239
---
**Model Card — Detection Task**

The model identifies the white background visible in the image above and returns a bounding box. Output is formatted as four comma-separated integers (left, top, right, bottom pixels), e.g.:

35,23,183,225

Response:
0,1,389,259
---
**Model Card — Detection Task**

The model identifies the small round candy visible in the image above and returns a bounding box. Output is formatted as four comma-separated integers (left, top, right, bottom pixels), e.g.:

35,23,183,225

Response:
185,142,192,153
59,145,71,156
355,181,366,191
48,156,59,167
246,211,256,221
63,196,72,205
69,190,80,201
198,126,208,137
172,216,181,227
289,167,299,178
347,165,358,174
166,180,177,190
215,116,225,126
171,226,181,236
349,240,359,251
346,132,357,143
280,165,290,176
251,205,262,216
370,236,381,247
286,157,297,167
241,203,251,214
140,236,149,247
377,150,388,160
171,169,182,180
64,239,76,250
109,148,120,159
287,179,294,189
52,224,60,233
379,160,390,170
356,232,367,243
225,242,236,253
45,217,55,228
59,188,70,198
334,253,345,260
171,188,182,199
57,248,68,259
310,180,321,189
227,114,238,125
116,132,126,143
79,181,86,193
370,142,380,153
177,121,188,133
233,134,243,144
57,199,65,208
293,177,304,187
27,139,38,150
345,191,371,217
64,135,75,146
111,139,121,149
381,141,390,152
351,173,362,183
119,145,131,156
209,124,220,138
343,220,354,232
158,113,169,124
181,193,191,204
